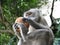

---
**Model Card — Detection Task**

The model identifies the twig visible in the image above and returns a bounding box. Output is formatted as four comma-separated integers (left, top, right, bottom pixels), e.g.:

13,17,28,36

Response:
0,30,14,35
50,0,55,23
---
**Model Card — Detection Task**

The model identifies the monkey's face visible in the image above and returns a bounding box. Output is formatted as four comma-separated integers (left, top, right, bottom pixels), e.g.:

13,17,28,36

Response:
23,8,40,22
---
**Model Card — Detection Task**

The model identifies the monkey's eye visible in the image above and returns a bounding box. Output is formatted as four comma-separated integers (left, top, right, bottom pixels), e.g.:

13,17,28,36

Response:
26,12,32,16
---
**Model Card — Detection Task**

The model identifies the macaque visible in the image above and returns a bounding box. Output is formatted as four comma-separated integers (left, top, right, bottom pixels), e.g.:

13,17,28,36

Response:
22,8,54,45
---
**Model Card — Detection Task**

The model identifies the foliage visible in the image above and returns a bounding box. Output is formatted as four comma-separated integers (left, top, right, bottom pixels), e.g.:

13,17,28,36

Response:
0,33,11,45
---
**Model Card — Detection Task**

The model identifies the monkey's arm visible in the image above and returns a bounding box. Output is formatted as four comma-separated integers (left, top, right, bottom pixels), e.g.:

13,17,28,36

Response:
18,23,28,42
23,18,49,29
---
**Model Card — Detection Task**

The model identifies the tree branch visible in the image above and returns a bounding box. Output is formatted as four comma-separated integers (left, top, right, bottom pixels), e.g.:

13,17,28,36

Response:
0,30,14,35
50,0,55,23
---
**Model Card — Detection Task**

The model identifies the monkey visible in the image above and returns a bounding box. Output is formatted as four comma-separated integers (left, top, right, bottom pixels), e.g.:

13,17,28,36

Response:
12,17,30,45
22,8,54,45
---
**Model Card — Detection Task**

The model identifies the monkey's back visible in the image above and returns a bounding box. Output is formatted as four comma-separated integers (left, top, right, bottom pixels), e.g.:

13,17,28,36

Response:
21,29,54,45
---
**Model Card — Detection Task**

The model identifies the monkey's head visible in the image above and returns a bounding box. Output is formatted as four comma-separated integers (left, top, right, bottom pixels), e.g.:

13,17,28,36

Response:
15,17,29,32
23,8,41,22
